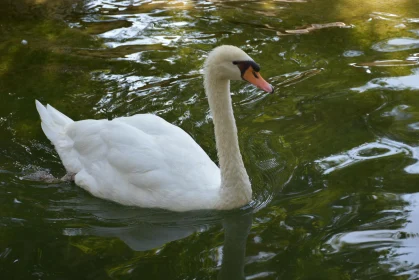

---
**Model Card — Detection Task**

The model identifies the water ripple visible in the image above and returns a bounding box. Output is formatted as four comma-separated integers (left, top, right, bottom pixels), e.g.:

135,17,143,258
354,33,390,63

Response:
352,68,419,92
372,38,419,52
315,138,419,174
325,192,419,280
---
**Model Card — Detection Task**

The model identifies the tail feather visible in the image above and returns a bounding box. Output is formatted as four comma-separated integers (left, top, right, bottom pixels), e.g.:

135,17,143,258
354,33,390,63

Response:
46,104,73,126
35,100,73,143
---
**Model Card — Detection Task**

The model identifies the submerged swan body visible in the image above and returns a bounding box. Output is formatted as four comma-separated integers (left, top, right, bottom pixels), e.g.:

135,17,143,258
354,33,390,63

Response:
36,45,273,211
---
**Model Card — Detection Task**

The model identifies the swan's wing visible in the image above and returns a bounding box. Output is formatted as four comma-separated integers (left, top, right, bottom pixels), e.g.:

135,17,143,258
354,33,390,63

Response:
59,114,220,209
113,114,220,189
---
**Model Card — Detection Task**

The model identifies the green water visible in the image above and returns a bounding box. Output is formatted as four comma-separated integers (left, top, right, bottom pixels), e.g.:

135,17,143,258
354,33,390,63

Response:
1,0,419,279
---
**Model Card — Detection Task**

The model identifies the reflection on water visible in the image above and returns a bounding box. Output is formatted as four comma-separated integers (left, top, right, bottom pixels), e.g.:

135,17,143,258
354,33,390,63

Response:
325,192,419,279
315,138,419,174
352,68,419,92
271,68,324,88
372,38,419,52
1,0,419,279
62,198,253,279
279,22,349,35
218,212,252,280
351,59,419,67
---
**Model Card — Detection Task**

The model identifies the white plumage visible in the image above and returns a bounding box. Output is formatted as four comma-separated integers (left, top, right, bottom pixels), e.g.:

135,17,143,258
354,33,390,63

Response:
36,45,273,211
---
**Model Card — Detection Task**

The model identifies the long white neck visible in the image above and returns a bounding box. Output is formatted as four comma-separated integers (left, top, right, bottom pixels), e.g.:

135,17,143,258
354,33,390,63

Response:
204,70,252,209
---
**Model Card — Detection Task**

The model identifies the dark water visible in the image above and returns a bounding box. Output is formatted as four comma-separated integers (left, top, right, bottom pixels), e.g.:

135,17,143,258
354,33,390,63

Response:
1,0,419,279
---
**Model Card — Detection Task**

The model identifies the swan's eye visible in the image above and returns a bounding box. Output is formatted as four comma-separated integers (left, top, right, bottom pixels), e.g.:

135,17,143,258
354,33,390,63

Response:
232,61,260,75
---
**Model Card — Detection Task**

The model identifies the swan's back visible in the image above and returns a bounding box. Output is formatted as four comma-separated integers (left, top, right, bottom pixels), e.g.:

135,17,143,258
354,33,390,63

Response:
36,101,221,211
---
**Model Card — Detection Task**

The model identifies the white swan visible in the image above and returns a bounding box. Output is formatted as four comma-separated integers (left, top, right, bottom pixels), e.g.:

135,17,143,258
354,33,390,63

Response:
35,45,273,212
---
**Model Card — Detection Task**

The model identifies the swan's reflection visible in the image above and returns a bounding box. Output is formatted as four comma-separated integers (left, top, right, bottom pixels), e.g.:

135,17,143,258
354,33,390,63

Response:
64,201,218,251
218,211,253,280
62,198,253,278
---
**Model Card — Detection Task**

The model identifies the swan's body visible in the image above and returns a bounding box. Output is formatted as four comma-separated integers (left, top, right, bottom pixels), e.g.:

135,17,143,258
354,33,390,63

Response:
36,45,273,211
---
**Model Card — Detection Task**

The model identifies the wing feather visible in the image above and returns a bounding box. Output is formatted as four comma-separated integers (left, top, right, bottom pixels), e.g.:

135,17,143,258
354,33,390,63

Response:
59,114,220,209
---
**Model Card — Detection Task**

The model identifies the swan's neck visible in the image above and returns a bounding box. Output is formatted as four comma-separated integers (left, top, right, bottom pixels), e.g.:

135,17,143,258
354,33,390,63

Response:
204,73,252,208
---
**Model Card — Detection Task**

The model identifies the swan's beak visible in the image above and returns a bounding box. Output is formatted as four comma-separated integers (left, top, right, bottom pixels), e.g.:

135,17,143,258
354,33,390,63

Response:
243,67,274,93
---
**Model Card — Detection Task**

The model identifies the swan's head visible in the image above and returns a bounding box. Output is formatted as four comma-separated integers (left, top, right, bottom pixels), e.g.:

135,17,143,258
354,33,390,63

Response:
204,45,274,93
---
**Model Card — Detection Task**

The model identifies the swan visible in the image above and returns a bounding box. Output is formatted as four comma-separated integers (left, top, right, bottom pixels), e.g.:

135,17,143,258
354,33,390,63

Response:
35,45,274,212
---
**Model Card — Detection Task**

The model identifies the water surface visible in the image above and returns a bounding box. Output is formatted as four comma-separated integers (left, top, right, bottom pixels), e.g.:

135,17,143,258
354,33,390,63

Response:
1,0,419,279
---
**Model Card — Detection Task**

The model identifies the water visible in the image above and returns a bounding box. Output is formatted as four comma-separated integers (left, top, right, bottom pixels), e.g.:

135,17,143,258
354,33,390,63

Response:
1,0,419,279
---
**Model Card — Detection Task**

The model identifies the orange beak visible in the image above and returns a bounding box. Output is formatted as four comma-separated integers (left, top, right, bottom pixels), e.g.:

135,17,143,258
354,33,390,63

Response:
242,66,274,93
